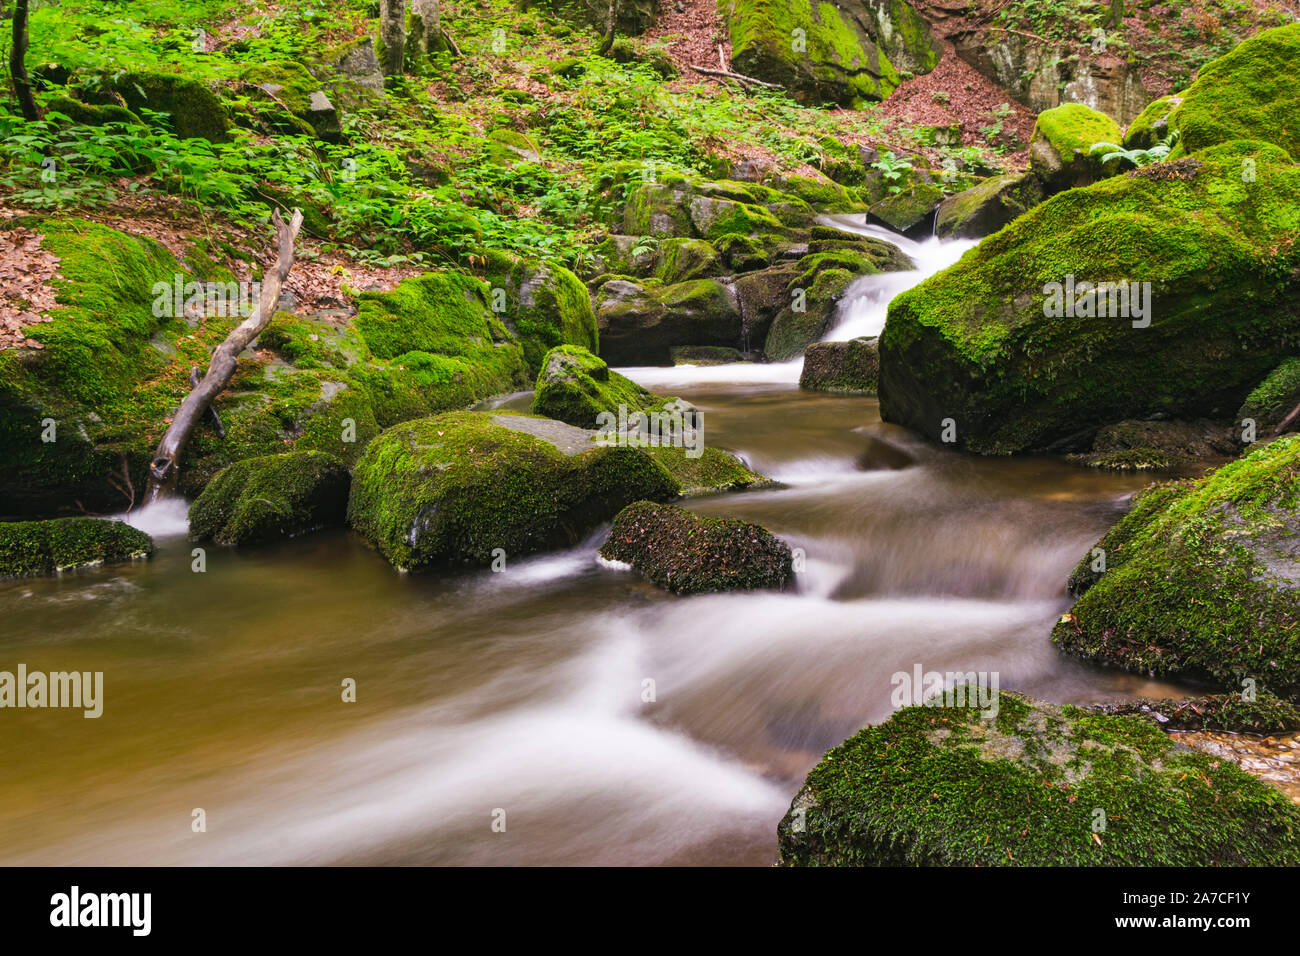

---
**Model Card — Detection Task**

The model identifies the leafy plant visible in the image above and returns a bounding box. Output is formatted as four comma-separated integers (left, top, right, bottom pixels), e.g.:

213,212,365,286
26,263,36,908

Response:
1089,130,1181,168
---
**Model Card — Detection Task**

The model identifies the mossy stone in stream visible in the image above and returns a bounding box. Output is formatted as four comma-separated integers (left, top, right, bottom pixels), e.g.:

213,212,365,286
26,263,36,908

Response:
934,172,1044,239
0,518,153,579
601,500,792,594
878,141,1300,455
347,411,678,569
1054,436,1300,701
1087,692,1300,734
188,451,351,545
800,338,879,393
531,345,673,428
778,691,1300,866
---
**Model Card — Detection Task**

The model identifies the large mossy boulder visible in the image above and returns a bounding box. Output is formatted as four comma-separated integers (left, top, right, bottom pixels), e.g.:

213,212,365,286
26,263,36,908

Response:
1054,436,1300,702
85,71,230,142
1125,24,1300,160
1066,418,1237,471
778,691,1300,866
934,172,1044,239
531,345,673,428
595,277,742,366
483,255,598,372
240,60,341,143
600,500,792,594
188,451,350,545
346,411,678,569
800,338,879,393
1028,103,1123,193
878,141,1300,455
723,0,941,107
0,518,153,579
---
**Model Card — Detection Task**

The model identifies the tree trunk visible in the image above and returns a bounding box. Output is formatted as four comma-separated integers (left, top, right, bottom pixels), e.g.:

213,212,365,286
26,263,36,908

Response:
409,0,444,60
379,0,407,76
10,0,40,121
597,0,619,56
143,208,304,504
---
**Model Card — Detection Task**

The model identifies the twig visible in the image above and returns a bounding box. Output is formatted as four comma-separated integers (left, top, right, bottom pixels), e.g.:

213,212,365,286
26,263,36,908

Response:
688,64,783,90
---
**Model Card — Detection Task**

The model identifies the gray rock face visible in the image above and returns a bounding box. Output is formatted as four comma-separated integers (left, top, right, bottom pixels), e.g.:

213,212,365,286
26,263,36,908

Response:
951,30,1150,123
322,38,385,107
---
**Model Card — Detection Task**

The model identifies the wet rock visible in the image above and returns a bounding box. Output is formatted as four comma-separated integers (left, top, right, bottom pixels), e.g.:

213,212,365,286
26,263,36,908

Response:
778,691,1300,865
0,518,153,579
1055,436,1300,701
595,277,742,366
531,345,678,429
867,182,944,237
601,500,792,594
188,451,351,545
934,172,1043,239
1066,418,1238,471
800,338,880,394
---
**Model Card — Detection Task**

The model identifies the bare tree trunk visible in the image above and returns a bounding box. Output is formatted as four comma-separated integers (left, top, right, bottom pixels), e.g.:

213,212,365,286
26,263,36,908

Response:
597,0,619,56
409,0,443,60
10,0,40,121
143,209,304,504
379,0,407,76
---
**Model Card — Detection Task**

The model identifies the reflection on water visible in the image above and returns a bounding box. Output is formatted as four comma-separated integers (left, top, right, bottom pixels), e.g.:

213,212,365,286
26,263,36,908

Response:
0,380,1194,866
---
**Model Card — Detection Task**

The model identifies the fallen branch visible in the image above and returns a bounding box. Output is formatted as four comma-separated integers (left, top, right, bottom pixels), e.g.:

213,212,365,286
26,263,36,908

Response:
983,27,1054,45
688,64,783,90
1272,400,1300,438
190,366,226,439
143,207,303,504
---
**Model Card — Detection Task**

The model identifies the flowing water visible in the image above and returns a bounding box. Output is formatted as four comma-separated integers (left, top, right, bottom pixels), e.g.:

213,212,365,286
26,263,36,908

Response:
0,220,1200,865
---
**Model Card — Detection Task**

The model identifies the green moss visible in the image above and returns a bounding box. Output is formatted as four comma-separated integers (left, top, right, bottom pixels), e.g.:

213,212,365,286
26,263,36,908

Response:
878,141,1300,454
187,450,350,546
1088,692,1300,734
600,500,792,593
800,338,879,393
0,518,153,579
531,345,670,427
1055,436,1300,700
482,254,598,372
44,94,141,127
94,70,230,142
346,411,679,569
764,268,854,362
779,692,1300,866
653,238,719,284
723,0,936,106
1123,94,1181,150
934,172,1044,239
1155,24,1300,159
1029,103,1124,190
646,446,771,496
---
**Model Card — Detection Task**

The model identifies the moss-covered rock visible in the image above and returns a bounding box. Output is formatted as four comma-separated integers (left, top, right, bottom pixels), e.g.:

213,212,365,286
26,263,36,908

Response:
0,220,536,517
483,254,598,372
1054,436,1300,701
1028,103,1124,193
644,446,771,496
764,268,854,362
878,141,1300,455
531,345,672,427
723,0,940,107
1066,418,1238,471
187,451,350,545
934,172,1044,239
1087,693,1300,735
1127,24,1300,160
86,71,230,142
653,238,720,284
0,518,153,579
601,500,792,593
347,411,679,569
778,691,1300,866
240,60,341,142
800,338,879,393
867,182,944,237
595,277,742,366
1237,357,1300,436
44,94,142,128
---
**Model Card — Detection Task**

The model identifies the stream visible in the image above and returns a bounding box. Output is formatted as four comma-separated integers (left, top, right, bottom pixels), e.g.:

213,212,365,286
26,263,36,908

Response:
0,219,1200,865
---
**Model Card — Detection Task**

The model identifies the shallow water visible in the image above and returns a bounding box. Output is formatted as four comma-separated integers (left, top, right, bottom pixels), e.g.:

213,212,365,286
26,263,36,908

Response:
0,227,1196,866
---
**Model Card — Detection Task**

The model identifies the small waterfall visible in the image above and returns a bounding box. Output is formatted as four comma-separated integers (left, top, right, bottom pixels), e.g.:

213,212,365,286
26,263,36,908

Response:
817,215,977,342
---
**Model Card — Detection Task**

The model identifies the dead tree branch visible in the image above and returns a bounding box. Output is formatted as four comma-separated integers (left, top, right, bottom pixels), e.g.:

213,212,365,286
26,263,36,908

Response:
687,64,783,90
143,208,303,504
